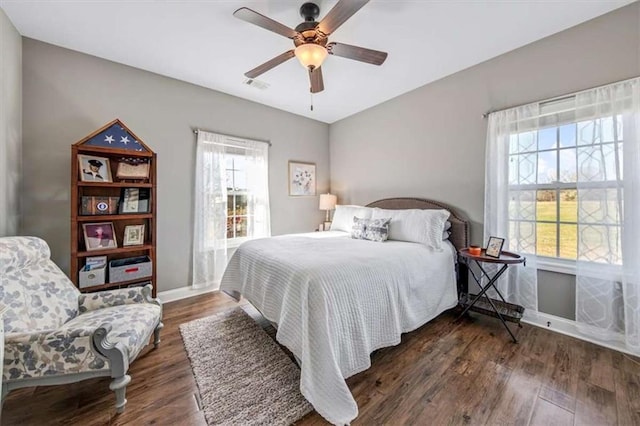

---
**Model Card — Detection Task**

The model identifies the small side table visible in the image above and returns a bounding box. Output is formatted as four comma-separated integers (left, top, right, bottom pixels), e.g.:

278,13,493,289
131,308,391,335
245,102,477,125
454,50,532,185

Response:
456,248,526,343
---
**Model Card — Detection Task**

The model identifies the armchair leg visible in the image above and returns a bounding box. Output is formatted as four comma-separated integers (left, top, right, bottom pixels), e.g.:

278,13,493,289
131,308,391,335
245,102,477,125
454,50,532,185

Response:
110,374,131,413
154,322,164,348
1,385,8,414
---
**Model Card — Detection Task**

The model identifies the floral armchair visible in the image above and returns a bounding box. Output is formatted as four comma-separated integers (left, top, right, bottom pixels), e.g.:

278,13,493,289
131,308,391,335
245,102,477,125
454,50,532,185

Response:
0,236,163,413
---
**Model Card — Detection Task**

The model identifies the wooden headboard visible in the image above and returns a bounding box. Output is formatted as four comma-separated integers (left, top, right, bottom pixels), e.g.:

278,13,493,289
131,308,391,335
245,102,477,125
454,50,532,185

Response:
365,197,469,251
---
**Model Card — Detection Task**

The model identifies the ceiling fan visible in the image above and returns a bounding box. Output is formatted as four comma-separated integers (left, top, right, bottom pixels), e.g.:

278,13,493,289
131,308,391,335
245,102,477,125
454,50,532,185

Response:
234,0,388,94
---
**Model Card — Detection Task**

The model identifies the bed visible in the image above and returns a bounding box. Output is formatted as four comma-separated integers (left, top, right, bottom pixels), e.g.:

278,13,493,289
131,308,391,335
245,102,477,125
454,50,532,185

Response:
220,198,469,425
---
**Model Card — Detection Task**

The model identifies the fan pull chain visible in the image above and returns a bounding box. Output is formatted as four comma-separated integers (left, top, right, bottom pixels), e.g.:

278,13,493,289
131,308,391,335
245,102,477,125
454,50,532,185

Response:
310,92,314,111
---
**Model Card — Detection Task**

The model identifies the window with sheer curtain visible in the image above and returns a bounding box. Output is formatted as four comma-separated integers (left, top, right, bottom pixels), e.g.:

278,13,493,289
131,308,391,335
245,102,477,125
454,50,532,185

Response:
507,106,623,266
485,77,640,353
192,131,270,289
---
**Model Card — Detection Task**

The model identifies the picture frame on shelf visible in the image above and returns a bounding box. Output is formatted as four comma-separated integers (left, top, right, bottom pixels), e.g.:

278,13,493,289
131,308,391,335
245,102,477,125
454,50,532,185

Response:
485,236,505,258
119,188,151,213
123,224,145,246
288,161,316,196
82,222,117,251
80,196,119,215
116,160,150,179
78,155,113,182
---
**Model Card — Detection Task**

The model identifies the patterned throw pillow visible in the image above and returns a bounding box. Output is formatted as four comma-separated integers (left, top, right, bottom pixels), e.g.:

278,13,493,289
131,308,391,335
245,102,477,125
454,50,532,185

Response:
351,216,368,240
363,218,391,242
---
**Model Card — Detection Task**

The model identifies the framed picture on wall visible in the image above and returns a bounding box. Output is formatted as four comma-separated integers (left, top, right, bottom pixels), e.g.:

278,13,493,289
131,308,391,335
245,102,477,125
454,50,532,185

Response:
288,161,316,196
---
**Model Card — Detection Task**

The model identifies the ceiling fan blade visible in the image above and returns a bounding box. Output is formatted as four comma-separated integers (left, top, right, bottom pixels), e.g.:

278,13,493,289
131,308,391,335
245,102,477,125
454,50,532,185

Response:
317,0,369,36
327,42,388,65
244,50,295,79
309,67,324,93
233,7,299,39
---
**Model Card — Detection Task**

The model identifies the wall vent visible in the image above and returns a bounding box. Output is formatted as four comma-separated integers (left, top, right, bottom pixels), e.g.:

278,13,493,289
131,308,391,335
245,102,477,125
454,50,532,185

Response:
243,78,270,90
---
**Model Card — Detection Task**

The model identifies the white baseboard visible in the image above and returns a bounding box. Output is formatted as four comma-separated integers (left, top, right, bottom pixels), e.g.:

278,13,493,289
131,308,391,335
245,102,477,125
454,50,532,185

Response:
157,285,638,357
522,311,639,357
157,285,218,304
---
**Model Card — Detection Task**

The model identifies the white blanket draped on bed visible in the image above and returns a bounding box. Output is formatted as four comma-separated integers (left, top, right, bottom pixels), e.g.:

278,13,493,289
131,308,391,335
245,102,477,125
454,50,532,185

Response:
220,232,458,425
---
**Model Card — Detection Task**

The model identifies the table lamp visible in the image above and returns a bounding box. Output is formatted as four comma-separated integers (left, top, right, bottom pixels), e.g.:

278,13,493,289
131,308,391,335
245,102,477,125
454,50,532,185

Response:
319,193,337,222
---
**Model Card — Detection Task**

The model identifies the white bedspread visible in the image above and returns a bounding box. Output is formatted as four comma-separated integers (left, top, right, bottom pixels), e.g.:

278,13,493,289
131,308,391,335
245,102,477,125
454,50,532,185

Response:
220,233,458,425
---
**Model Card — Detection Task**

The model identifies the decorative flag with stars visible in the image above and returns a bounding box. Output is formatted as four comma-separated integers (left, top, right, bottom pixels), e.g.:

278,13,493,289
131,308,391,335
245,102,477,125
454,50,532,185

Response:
84,123,148,152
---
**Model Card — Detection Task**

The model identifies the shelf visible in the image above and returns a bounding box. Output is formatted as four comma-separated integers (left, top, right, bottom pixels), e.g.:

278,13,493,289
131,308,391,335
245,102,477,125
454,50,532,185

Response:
459,293,524,323
77,213,152,222
79,277,152,293
77,145,153,157
71,119,157,297
77,244,153,258
78,182,152,188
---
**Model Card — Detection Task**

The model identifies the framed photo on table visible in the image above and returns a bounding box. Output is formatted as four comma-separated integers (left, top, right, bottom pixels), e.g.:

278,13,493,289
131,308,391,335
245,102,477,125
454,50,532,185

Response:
123,224,145,246
78,155,112,182
82,222,117,251
288,161,316,196
485,236,505,258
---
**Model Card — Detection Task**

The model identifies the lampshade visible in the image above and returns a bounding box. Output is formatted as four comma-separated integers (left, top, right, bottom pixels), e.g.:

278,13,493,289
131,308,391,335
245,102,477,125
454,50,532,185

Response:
295,44,328,69
319,193,337,211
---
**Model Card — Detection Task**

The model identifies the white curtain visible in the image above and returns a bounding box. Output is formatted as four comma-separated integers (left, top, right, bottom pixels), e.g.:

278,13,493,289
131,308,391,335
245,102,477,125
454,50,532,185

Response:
484,105,539,312
192,131,270,289
574,78,640,352
244,139,271,240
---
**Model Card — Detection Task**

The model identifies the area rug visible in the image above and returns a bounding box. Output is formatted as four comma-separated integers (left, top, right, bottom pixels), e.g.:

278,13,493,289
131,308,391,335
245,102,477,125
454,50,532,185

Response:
179,308,313,426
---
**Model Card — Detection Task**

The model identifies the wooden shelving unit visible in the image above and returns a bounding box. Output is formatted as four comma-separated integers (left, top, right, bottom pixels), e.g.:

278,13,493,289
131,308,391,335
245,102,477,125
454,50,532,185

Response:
70,119,157,297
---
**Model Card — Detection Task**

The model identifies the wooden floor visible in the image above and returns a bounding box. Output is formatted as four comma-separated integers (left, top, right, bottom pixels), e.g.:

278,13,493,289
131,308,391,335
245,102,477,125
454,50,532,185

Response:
3,292,640,425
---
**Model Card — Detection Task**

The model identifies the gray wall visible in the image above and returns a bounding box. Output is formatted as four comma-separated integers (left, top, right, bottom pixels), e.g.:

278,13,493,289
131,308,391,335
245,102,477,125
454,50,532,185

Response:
0,8,21,237
329,3,640,320
21,39,329,292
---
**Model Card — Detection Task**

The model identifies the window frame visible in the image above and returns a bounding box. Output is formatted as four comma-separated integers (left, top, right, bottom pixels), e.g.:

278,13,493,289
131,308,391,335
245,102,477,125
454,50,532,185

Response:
507,115,624,274
224,154,251,246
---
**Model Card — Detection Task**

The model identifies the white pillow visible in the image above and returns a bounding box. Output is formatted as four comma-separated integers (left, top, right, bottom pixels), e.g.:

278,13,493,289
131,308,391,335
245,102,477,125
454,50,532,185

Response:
330,205,373,232
370,208,450,249
443,221,452,240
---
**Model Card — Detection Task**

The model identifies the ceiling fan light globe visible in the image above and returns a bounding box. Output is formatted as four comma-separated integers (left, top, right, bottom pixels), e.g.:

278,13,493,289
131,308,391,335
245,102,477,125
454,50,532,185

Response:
294,44,328,69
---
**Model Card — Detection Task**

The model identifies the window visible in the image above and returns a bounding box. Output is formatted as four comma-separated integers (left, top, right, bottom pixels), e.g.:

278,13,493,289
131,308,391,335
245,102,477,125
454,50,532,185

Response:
193,130,270,278
486,78,640,347
199,141,269,248
508,108,623,265
225,154,249,240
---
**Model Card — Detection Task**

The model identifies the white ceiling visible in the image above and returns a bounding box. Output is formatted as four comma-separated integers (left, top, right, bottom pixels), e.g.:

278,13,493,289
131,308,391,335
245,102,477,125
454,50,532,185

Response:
0,0,633,123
